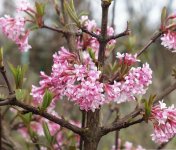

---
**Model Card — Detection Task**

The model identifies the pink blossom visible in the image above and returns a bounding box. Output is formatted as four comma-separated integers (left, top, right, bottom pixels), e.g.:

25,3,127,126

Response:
31,47,105,111
161,31,176,52
105,63,152,103
116,52,140,66
0,15,31,52
78,16,116,59
16,0,32,12
150,101,176,144
31,47,153,111
124,141,133,150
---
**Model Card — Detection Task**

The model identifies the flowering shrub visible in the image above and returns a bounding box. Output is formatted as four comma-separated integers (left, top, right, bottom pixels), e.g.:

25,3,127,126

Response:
150,101,176,144
0,0,176,150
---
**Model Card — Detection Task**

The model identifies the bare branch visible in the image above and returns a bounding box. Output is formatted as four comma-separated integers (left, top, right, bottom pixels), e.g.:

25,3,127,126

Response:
101,81,176,135
0,97,84,136
81,27,100,39
0,67,14,95
137,31,163,57
98,1,111,68
106,22,130,42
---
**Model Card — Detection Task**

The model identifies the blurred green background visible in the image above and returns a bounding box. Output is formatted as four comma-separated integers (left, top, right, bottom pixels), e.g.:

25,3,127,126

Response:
0,0,176,149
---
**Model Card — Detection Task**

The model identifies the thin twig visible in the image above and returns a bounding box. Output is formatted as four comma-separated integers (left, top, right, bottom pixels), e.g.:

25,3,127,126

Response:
0,97,84,136
98,1,111,68
42,24,81,36
81,27,100,39
101,81,176,135
115,107,119,150
0,67,14,95
137,31,163,57
80,110,86,150
106,22,130,42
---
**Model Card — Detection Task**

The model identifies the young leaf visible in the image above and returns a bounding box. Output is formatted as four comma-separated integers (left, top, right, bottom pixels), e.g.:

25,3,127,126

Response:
35,2,45,17
64,0,80,26
42,122,53,144
41,90,53,111
161,7,167,26
8,63,27,89
19,112,32,125
88,48,95,60
15,89,28,101
148,95,156,108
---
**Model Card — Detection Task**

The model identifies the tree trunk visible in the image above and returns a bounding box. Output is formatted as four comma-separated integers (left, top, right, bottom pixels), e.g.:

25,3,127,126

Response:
83,109,101,150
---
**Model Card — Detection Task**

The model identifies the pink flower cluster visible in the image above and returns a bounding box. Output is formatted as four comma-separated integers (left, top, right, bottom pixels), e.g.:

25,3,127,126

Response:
161,31,176,52
77,16,116,59
0,15,31,52
111,139,146,150
105,58,152,103
31,49,152,111
116,52,140,66
150,101,176,144
0,0,32,52
31,47,105,111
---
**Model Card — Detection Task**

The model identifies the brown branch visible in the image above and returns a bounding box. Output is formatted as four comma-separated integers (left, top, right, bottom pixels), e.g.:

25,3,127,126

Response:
80,110,86,150
0,67,14,95
106,22,130,42
101,81,176,135
98,1,111,68
81,27,100,39
42,24,82,36
137,31,163,57
0,97,84,136
42,25,68,35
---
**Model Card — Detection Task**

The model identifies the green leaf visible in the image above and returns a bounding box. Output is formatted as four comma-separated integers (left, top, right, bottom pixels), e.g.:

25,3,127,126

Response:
15,89,28,101
64,0,80,26
42,122,53,144
78,11,89,18
144,95,156,123
8,63,27,89
161,7,167,26
144,100,150,122
19,112,32,125
28,126,36,138
41,90,53,111
35,2,45,17
0,47,3,67
30,24,39,31
8,62,16,77
69,0,76,13
148,95,156,108
88,48,95,60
